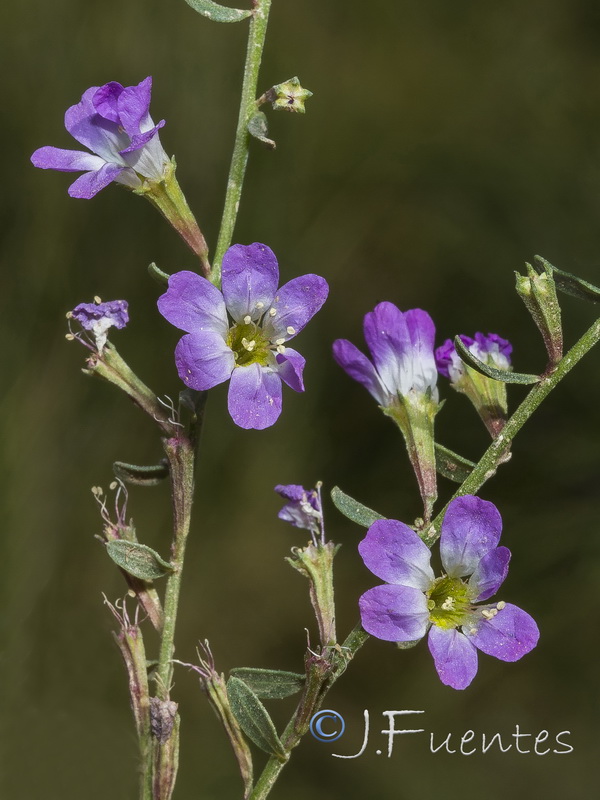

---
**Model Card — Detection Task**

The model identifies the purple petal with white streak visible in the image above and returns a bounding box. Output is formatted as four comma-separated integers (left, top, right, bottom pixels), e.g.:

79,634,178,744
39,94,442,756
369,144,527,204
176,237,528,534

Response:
265,274,329,340
359,584,429,642
332,339,388,405
174,331,234,391
31,147,105,173
465,603,539,662
358,519,434,590
276,347,305,392
227,364,282,429
221,243,279,322
363,302,410,396
427,626,479,690
468,546,511,601
405,308,437,394
64,87,127,164
68,162,126,199
158,271,228,336
440,495,502,578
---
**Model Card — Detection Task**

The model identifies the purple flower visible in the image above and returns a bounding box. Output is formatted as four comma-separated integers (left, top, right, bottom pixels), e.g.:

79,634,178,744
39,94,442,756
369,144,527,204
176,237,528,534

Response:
70,299,129,352
436,332,512,383
333,302,438,407
275,484,323,533
158,243,328,430
358,495,539,690
31,77,169,199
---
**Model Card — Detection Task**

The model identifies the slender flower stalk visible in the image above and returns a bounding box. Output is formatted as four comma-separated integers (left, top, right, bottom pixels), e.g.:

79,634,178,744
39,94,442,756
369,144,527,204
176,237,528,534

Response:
212,0,273,285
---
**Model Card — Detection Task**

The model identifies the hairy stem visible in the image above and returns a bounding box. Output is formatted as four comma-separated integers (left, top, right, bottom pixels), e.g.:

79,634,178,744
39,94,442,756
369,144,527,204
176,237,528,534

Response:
212,0,272,285
423,316,600,546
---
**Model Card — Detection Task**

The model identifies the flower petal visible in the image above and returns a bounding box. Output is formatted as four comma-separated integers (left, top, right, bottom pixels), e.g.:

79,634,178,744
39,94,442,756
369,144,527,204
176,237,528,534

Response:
92,82,124,123
265,274,329,340
405,309,437,394
427,626,479,690
221,243,279,322
363,302,411,397
31,147,106,173
358,519,434,590
174,331,234,391
116,76,153,138
275,347,305,392
332,339,388,405
65,86,127,164
67,162,126,199
440,495,502,578
228,364,282,429
158,271,228,336
469,546,511,601
465,603,539,662
359,584,429,642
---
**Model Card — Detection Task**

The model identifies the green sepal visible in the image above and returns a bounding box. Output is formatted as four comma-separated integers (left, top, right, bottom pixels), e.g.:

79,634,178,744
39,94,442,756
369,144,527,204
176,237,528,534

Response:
229,668,305,699
330,486,385,528
226,677,288,761
148,262,171,286
396,639,421,650
247,112,276,149
454,336,540,384
113,460,170,486
434,444,475,483
183,0,252,23
533,255,600,304
106,540,173,580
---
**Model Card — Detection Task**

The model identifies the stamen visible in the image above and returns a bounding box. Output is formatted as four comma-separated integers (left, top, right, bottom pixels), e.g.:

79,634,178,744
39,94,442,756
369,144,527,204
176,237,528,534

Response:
94,295,102,304
469,627,478,635
269,308,277,317
286,326,296,335
241,338,256,352
275,338,285,345
481,608,498,620
441,597,455,611
243,315,252,324
256,301,264,310
276,345,286,355
496,600,506,610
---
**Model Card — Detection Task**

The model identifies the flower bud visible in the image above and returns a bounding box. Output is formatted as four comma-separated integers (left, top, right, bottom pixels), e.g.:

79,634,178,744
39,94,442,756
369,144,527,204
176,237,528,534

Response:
515,262,563,365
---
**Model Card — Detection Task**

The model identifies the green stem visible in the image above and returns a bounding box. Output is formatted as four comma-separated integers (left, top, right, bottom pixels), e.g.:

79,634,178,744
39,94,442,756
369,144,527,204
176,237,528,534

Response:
423,316,600,546
212,0,273,286
156,434,196,697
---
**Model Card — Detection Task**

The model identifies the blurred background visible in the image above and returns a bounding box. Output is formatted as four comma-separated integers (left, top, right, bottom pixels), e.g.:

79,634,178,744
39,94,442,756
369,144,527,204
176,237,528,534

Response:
2,0,600,797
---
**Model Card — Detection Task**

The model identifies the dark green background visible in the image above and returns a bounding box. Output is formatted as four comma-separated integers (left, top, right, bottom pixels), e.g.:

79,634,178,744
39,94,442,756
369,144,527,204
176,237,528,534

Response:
2,1,600,798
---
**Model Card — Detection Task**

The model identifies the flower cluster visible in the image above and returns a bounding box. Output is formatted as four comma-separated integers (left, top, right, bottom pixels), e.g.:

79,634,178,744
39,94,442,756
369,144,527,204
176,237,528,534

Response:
31,77,169,198
358,495,539,689
158,243,328,430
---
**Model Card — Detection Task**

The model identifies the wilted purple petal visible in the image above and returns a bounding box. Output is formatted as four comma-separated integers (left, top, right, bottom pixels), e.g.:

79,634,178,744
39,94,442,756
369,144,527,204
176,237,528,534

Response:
469,546,511,602
332,339,388,405
363,302,410,396
221,243,279,322
440,495,502,578
405,309,437,394
67,162,127,199
427,626,479,690
275,484,321,530
466,603,539,662
276,347,305,392
158,271,228,335
275,484,306,503
359,584,429,642
358,519,434,590
174,331,234,391
71,300,129,330
227,364,282,429
30,147,105,173
265,274,329,340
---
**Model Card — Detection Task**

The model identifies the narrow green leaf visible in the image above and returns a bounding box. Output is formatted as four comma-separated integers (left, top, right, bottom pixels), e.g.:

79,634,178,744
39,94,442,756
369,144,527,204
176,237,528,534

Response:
226,677,287,761
184,0,252,24
434,444,475,483
533,255,600,304
148,261,170,286
106,540,172,581
454,336,540,385
330,486,385,528
229,668,305,700
113,460,170,486
247,112,276,149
